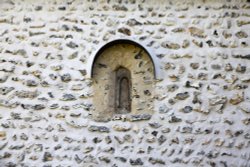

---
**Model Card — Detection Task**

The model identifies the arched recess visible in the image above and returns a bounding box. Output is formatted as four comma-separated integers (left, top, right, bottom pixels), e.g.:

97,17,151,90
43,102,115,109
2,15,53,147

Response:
88,39,161,79
91,39,157,122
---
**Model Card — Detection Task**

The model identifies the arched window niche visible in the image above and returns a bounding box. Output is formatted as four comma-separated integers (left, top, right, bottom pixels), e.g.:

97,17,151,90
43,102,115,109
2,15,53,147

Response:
90,39,160,122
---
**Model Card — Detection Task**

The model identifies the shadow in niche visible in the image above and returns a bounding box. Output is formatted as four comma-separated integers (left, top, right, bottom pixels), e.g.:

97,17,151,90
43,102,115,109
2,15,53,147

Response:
115,66,131,114
91,42,156,122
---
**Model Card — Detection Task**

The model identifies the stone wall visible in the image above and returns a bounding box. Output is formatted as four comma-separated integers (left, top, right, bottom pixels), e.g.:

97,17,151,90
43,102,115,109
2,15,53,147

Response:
0,0,250,166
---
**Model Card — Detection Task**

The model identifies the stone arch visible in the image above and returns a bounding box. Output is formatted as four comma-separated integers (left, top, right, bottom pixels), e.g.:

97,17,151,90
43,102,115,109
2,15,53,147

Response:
91,39,156,121
88,39,161,79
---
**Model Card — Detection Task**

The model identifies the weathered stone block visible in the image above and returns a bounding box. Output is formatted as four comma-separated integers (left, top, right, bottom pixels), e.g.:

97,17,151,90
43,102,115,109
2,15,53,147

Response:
88,125,110,133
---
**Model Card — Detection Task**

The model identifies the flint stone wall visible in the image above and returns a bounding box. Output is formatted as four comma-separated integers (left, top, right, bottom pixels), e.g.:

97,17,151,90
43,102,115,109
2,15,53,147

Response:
0,0,250,166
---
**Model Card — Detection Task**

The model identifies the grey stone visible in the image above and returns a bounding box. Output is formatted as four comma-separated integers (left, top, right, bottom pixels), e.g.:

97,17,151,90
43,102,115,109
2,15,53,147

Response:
206,150,219,159
72,26,82,33
166,84,179,92
61,24,70,31
169,115,182,123
79,69,87,76
105,136,112,144
175,92,189,100
114,136,124,144
144,90,151,96
130,158,143,166
66,41,78,49
45,125,54,132
33,144,43,152
185,149,194,157
127,19,142,26
32,104,45,110
9,144,24,150
179,126,193,133
161,128,171,133
193,92,201,103
50,65,62,71
82,155,98,164
129,114,152,122
99,156,111,163
60,94,76,101
26,61,35,67
26,80,38,87
58,6,66,10
158,135,167,145
211,64,221,70
242,118,250,125
5,162,16,167
181,106,193,113
115,157,127,163
35,6,42,11
232,54,250,60
15,90,40,99
149,157,165,165
224,118,234,125
113,5,128,11
60,73,71,82
0,142,8,150
20,133,28,140
172,27,185,33
198,72,208,80
244,133,250,139
235,31,248,38
64,136,74,143
49,104,59,109
164,62,175,70
88,125,110,133
152,131,158,136
182,39,190,48
29,31,45,36
161,41,180,50
93,137,102,143
190,63,199,69
68,51,78,59
124,134,133,143
15,49,27,57
118,27,131,36
159,104,170,113
43,152,53,162
10,112,21,120
148,122,162,129
74,154,83,164
235,64,246,73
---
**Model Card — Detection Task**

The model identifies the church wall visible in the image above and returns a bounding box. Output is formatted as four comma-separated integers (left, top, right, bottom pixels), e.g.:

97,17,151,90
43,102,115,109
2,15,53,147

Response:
0,0,250,166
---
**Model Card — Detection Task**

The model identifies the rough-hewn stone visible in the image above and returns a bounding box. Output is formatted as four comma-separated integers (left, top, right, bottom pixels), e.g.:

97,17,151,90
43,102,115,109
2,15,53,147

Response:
0,1,249,167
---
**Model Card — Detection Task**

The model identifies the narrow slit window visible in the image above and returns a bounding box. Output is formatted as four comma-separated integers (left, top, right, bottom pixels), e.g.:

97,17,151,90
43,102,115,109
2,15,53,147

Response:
115,67,131,114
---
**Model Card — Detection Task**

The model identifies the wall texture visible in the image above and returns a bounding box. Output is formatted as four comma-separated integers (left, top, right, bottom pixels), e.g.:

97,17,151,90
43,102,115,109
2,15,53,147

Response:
0,0,250,166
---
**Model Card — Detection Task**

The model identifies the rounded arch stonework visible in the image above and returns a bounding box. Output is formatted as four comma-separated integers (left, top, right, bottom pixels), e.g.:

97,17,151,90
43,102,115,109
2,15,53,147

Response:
88,39,161,79
91,40,156,121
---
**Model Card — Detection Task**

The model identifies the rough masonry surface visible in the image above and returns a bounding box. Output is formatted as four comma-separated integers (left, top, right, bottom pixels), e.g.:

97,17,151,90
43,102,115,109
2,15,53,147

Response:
0,0,250,166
